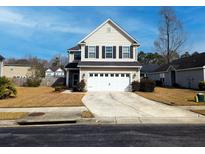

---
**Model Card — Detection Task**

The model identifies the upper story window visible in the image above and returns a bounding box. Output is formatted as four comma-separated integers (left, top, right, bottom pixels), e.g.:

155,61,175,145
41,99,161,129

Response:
122,46,130,58
74,51,81,60
88,46,96,58
105,46,113,58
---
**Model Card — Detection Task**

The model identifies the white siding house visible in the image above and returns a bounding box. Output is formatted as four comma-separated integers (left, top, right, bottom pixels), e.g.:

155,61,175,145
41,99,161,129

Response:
147,53,205,89
45,67,65,78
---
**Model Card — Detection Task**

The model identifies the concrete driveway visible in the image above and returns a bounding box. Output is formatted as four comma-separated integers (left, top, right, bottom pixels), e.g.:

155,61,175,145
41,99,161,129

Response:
82,92,202,118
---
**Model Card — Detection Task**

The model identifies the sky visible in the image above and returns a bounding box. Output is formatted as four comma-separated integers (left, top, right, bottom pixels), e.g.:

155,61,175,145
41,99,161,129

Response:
0,6,205,60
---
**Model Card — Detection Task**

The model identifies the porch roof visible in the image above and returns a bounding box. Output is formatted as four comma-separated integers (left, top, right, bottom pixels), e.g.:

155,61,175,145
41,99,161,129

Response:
78,61,141,67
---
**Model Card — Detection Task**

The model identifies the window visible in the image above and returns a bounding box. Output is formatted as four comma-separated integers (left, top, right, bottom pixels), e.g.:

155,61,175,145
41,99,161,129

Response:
110,74,114,77
94,73,98,77
121,74,125,77
115,74,119,77
90,73,93,77
122,46,130,58
88,46,96,58
107,27,111,33
100,74,103,77
126,74,130,77
105,46,113,58
74,51,81,60
105,74,108,77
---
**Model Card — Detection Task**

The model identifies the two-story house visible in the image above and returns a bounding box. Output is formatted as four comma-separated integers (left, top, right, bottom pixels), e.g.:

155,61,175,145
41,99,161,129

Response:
0,55,5,77
45,67,65,78
65,19,141,91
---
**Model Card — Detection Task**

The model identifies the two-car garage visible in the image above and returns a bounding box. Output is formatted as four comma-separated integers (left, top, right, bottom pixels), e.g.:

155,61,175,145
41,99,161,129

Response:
87,73,131,91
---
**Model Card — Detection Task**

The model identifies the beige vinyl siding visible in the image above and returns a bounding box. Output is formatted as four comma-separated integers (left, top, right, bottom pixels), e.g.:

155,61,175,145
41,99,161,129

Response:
3,65,32,78
81,22,138,62
0,61,3,77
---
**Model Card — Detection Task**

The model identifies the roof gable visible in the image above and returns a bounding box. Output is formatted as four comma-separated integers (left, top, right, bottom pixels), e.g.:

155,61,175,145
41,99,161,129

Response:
78,19,140,45
0,55,5,61
154,52,205,72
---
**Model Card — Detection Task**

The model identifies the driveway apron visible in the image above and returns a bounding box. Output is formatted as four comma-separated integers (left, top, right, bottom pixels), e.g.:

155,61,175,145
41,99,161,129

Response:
82,92,201,118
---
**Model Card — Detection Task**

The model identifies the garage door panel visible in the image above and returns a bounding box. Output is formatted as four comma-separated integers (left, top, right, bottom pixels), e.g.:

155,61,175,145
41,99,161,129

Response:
87,73,130,91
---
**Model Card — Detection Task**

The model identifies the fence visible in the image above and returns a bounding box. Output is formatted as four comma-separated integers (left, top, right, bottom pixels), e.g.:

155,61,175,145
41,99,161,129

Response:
11,77,65,87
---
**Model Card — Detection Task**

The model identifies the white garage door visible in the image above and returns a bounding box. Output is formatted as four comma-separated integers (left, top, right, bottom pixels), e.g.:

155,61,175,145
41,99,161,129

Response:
87,73,130,91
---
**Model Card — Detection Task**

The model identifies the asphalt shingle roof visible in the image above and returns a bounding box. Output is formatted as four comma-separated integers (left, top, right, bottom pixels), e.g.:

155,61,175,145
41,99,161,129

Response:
154,52,205,72
78,61,141,67
0,55,5,61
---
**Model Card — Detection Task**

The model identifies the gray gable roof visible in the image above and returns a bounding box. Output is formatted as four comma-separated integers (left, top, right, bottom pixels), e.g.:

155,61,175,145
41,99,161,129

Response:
0,55,5,61
154,52,205,72
68,45,81,51
141,64,160,73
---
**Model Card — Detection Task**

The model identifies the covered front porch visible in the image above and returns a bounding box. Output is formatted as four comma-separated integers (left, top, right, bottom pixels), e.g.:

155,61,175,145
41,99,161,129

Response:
65,63,80,89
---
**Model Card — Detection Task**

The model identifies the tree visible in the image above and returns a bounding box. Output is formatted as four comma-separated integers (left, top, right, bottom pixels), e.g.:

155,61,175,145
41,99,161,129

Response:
192,51,199,56
138,51,165,65
154,7,186,64
181,51,190,58
27,56,48,78
49,54,68,68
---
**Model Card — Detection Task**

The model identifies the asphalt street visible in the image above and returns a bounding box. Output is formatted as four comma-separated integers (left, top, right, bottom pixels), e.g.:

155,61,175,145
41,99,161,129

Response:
0,124,205,147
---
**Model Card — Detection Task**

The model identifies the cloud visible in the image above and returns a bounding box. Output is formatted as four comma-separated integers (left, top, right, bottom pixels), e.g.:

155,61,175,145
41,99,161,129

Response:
0,8,90,34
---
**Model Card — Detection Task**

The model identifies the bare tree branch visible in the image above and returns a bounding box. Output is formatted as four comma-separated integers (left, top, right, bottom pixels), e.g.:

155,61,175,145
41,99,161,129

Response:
154,7,186,64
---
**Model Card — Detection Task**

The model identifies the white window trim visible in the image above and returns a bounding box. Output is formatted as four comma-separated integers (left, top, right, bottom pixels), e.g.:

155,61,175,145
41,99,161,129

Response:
105,46,113,59
122,46,130,59
88,46,96,59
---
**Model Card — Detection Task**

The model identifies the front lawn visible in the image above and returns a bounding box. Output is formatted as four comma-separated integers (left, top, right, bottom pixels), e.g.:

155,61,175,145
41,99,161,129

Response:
0,87,84,108
0,112,28,120
191,110,205,115
136,87,205,106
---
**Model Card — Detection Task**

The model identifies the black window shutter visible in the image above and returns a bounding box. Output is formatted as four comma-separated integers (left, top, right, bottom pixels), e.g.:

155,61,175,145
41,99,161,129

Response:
85,46,88,58
119,46,122,59
96,46,99,58
113,46,116,58
102,46,105,58
130,46,133,58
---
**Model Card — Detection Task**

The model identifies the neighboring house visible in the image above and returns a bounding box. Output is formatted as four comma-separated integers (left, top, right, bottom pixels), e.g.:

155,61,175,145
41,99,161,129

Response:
0,55,5,77
45,67,65,78
141,64,159,78
65,18,141,91
3,64,32,78
147,52,205,89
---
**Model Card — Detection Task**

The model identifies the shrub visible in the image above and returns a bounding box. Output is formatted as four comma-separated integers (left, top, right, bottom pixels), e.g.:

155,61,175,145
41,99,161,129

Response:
25,77,41,87
140,79,155,92
199,81,205,90
54,86,65,92
131,81,140,92
0,76,17,99
173,83,181,88
155,80,163,87
73,80,86,92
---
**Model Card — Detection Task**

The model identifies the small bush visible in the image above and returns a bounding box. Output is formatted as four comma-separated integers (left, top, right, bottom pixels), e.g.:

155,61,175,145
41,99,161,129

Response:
0,76,17,99
25,77,41,87
173,83,181,88
155,80,163,87
131,81,140,92
54,86,65,92
199,81,205,90
140,79,155,92
73,80,86,92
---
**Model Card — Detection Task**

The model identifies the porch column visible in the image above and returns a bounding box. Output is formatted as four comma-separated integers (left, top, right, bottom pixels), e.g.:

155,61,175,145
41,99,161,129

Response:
66,70,69,88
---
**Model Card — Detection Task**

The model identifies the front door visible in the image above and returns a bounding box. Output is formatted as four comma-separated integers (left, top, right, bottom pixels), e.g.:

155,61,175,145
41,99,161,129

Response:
171,71,176,86
72,74,79,87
